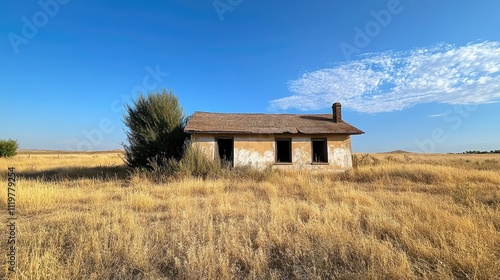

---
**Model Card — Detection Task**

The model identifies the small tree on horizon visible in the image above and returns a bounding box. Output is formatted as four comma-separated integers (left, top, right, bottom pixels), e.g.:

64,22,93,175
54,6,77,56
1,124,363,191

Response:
0,139,19,158
123,89,188,169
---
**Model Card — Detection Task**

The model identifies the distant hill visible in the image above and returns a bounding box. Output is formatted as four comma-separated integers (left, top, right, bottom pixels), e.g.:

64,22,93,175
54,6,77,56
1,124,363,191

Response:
383,150,413,154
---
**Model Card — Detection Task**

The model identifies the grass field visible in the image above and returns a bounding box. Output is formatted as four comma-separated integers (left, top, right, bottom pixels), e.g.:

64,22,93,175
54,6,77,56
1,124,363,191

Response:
0,151,499,279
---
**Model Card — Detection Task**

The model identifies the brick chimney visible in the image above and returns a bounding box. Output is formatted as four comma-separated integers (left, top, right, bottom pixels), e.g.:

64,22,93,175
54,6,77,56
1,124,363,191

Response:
332,102,341,123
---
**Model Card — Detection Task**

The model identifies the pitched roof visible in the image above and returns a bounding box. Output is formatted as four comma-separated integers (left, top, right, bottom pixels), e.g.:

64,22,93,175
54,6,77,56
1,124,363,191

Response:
184,112,364,135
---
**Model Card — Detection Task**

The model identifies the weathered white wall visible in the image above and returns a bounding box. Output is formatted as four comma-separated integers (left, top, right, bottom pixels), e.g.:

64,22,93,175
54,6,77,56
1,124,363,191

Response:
190,134,353,170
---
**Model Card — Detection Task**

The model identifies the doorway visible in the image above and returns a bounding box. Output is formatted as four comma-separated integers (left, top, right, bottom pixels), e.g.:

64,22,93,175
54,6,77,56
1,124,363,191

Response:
216,138,234,166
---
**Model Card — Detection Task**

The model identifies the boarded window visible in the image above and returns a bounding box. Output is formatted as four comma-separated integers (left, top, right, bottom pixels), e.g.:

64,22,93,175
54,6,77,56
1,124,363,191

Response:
312,138,328,163
276,138,292,163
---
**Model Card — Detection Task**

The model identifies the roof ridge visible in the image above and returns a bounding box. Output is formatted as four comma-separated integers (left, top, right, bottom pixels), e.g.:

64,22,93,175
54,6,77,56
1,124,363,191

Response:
193,111,330,116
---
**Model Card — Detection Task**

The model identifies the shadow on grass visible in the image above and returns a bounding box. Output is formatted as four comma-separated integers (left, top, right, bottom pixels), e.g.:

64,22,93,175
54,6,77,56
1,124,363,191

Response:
19,165,130,181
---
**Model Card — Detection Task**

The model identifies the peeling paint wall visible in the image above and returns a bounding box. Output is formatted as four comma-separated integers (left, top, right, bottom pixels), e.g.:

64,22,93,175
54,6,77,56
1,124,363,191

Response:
234,136,274,169
190,134,215,159
291,137,311,169
190,134,354,171
327,135,352,170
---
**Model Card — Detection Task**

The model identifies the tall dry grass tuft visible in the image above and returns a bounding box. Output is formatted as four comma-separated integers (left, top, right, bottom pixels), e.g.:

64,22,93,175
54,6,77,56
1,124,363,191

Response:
0,152,499,279
140,145,276,183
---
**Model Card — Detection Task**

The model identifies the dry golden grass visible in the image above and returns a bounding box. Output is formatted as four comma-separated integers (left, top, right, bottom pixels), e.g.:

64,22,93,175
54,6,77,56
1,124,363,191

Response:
0,152,499,279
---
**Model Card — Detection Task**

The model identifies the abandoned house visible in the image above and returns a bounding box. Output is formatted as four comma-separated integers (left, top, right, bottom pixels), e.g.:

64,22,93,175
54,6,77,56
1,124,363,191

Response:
184,103,364,170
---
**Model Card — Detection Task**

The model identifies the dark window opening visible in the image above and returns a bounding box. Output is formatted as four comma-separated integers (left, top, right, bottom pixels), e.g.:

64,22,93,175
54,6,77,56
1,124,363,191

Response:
312,139,328,163
217,138,234,166
276,139,292,163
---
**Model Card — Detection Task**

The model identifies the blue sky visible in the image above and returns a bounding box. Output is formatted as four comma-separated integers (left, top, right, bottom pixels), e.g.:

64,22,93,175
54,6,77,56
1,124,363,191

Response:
1,0,499,153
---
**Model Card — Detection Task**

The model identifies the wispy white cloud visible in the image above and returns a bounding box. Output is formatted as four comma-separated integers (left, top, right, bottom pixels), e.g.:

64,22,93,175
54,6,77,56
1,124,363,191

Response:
269,41,500,113
428,114,445,118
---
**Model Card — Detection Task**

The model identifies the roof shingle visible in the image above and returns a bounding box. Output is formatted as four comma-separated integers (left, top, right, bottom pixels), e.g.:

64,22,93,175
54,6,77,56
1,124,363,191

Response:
184,112,364,135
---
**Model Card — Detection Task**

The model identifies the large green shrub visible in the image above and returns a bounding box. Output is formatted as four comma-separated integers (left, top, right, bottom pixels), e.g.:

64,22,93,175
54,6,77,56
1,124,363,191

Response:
0,139,18,158
123,89,188,169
